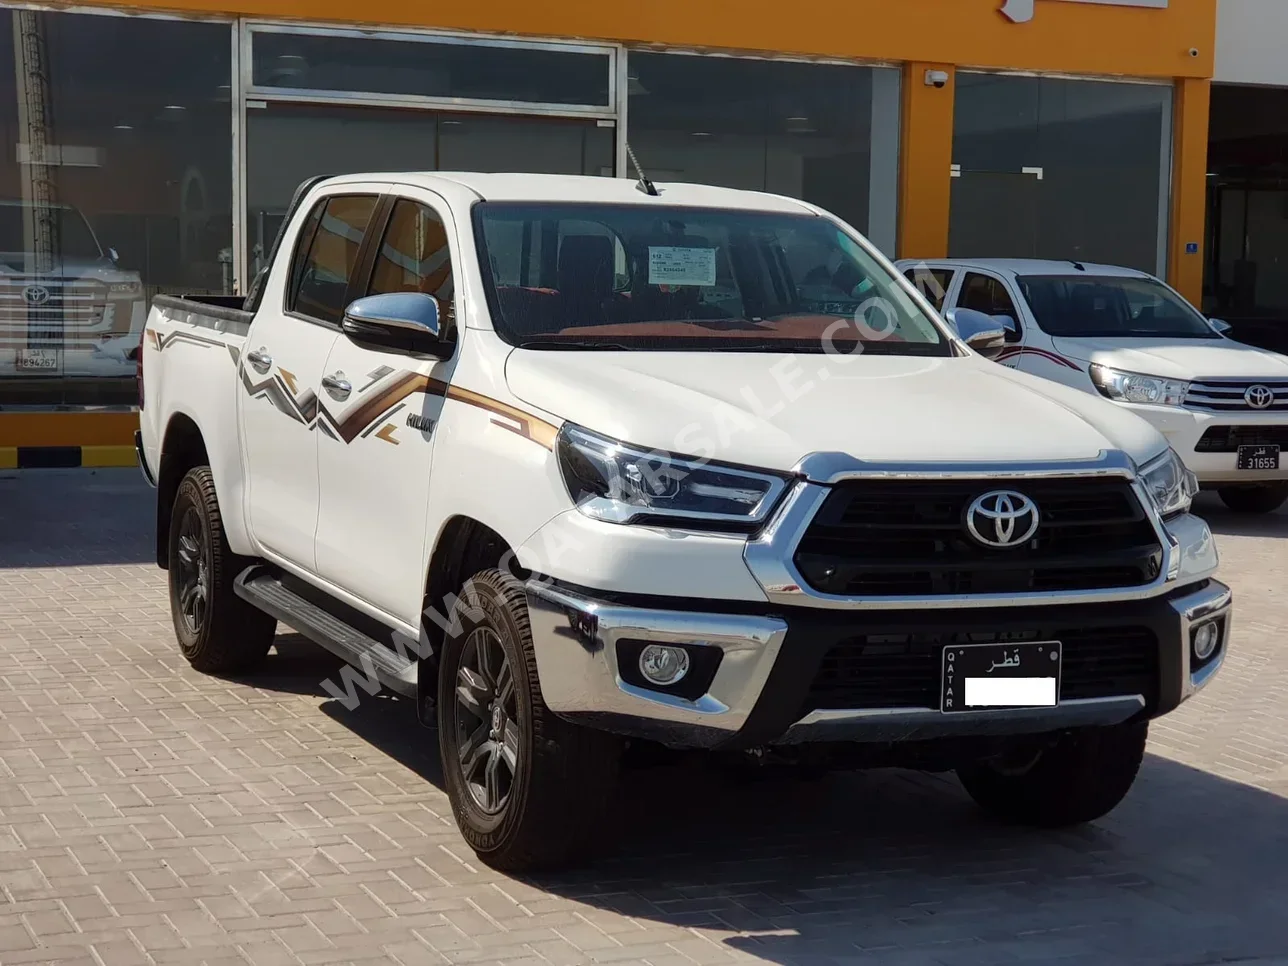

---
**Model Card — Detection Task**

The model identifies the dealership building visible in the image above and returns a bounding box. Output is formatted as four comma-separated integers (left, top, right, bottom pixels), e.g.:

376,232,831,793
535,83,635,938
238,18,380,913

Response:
0,0,1247,463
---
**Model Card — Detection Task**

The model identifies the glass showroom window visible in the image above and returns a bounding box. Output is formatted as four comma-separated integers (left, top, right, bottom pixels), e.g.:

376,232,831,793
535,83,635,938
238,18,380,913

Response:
950,73,1173,276
625,52,901,256
0,9,233,409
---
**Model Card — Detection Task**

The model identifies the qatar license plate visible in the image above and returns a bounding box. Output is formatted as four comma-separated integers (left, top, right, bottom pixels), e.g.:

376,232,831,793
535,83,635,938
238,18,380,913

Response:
15,349,58,371
1237,444,1280,470
941,641,1061,713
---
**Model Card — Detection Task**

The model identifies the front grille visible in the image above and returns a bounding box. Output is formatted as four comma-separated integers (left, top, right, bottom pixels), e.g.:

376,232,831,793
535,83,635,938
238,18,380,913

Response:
793,478,1162,597
0,277,107,344
1186,379,1288,412
806,625,1159,712
1195,425,1288,453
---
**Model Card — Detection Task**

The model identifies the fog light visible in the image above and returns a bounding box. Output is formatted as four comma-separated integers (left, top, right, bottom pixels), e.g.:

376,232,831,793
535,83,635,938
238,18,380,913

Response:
1192,620,1220,662
638,644,690,686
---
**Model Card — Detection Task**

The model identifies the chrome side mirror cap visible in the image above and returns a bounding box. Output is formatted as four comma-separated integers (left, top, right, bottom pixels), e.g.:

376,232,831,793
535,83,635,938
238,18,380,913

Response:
342,292,451,358
1208,317,1233,336
945,307,1008,360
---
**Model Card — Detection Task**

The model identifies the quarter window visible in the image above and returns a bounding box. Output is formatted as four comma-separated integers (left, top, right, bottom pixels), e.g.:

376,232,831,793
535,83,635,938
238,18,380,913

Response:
368,200,457,328
289,194,378,324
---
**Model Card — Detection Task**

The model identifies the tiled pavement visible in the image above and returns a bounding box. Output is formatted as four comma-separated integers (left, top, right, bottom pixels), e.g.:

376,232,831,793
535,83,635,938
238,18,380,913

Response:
0,468,1286,966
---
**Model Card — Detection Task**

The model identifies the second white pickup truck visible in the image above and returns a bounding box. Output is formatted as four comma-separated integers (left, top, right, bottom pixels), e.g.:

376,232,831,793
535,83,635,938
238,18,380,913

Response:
138,172,1230,871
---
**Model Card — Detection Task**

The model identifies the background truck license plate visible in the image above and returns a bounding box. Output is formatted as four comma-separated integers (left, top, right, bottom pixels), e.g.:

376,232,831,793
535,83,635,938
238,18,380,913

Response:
1237,444,1280,470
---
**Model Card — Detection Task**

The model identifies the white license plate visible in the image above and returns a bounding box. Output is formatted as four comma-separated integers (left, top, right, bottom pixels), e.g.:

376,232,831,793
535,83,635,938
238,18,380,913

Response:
16,349,59,371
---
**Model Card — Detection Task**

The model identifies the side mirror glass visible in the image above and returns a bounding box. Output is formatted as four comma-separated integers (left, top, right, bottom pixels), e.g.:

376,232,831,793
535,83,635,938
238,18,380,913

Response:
1208,317,1232,336
945,307,1007,360
342,292,450,358
108,247,120,263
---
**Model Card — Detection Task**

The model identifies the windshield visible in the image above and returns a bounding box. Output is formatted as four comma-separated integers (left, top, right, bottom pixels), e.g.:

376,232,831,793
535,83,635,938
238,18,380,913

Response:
473,203,949,355
1017,274,1218,340
0,203,102,260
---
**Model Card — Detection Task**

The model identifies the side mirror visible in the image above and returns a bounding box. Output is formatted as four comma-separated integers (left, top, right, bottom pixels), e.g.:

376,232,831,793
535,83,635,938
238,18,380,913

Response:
341,292,451,358
992,314,1020,341
107,247,120,263
945,307,1007,360
1208,317,1233,336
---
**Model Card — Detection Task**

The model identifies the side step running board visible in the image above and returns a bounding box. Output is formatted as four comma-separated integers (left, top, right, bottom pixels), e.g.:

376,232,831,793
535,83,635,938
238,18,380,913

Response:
234,565,418,698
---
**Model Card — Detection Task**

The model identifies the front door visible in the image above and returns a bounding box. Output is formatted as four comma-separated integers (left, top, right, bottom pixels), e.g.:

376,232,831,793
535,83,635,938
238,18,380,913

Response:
240,192,380,570
314,191,458,625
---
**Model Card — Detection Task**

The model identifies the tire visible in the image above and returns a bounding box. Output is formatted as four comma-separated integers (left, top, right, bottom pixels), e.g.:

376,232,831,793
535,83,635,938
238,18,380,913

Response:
168,466,276,674
437,568,620,872
1217,483,1288,515
956,721,1147,828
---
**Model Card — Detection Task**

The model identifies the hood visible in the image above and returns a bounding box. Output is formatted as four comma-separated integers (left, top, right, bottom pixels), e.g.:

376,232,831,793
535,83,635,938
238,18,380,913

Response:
504,350,1166,474
1053,336,1288,381
0,253,137,283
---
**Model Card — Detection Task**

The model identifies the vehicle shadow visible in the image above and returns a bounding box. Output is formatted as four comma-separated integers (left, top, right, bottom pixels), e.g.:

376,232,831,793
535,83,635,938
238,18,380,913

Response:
1194,491,1288,539
300,668,1288,966
0,467,155,567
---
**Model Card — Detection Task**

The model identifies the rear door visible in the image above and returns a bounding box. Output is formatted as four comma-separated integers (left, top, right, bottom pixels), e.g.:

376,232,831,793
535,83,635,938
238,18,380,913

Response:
313,189,460,625
240,190,381,570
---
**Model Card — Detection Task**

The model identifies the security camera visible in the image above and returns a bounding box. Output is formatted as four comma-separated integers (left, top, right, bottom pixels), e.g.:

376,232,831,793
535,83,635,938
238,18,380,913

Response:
925,69,950,89
1188,47,1200,58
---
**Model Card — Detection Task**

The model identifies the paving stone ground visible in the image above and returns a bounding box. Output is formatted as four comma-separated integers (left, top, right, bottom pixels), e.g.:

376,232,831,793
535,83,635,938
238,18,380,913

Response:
0,468,1285,966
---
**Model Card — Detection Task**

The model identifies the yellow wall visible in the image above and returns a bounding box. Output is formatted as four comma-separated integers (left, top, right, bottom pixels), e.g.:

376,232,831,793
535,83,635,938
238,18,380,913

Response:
14,0,1218,446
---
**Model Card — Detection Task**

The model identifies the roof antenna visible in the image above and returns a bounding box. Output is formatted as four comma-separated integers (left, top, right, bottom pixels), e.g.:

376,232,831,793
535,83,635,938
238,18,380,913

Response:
625,142,659,197
1071,260,1086,271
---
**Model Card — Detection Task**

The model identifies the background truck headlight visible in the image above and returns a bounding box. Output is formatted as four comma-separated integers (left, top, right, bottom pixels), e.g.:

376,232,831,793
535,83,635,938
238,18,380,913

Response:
1091,363,1189,407
556,423,790,532
1140,447,1199,519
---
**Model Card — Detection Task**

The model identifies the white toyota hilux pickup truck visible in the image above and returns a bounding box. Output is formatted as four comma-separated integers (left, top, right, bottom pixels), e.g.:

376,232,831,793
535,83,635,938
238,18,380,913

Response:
137,172,1230,871
897,257,1288,515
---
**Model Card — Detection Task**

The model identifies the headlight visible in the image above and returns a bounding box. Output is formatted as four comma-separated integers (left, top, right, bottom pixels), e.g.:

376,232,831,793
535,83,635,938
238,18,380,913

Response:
1140,447,1199,518
109,280,142,296
1090,364,1188,406
556,424,790,532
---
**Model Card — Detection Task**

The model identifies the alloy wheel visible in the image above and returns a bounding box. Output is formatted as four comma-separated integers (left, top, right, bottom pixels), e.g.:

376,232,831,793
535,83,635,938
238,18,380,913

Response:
174,506,209,636
453,627,520,815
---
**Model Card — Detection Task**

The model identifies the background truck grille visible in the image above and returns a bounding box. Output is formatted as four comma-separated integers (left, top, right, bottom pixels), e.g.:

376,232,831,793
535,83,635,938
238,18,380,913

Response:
0,277,107,344
793,478,1162,597
806,625,1159,712
1185,379,1288,412
1195,425,1288,453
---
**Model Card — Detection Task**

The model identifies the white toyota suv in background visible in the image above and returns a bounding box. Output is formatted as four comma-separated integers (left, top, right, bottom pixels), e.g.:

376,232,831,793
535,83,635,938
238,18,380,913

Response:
138,173,1229,871
898,258,1288,515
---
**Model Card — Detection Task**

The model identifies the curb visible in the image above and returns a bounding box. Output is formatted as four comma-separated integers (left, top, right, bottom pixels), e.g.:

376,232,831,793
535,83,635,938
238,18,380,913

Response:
0,445,137,469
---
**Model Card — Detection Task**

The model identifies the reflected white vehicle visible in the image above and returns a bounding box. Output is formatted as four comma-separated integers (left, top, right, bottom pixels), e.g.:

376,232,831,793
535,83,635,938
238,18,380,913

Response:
0,199,146,379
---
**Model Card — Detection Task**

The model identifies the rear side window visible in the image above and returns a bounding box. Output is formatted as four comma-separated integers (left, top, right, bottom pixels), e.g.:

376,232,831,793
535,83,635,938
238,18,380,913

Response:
289,194,379,324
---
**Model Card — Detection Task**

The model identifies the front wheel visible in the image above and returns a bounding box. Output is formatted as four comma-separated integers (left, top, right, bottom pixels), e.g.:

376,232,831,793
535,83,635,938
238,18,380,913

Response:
956,721,1147,827
437,568,621,872
1217,483,1288,515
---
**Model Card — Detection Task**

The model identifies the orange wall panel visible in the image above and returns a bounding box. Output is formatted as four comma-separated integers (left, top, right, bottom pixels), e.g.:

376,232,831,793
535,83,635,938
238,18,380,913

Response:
1169,77,1212,306
74,0,1215,80
0,412,139,447
898,64,956,261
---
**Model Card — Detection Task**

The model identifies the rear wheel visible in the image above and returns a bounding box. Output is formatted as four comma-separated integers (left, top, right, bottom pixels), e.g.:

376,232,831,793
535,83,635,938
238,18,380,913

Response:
956,721,1147,827
168,466,276,673
438,568,620,872
1217,483,1288,515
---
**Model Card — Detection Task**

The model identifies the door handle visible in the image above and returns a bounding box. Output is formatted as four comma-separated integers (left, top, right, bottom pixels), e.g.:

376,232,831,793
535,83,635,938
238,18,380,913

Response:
246,347,272,373
322,372,351,400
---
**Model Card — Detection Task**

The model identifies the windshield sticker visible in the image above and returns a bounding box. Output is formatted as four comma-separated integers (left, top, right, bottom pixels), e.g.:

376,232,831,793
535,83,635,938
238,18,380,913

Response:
648,246,717,287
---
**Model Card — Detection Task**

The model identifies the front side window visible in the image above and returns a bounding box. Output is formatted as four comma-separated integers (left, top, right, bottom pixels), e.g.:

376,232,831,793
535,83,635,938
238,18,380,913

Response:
474,203,949,355
290,194,378,324
1017,275,1218,339
368,199,456,328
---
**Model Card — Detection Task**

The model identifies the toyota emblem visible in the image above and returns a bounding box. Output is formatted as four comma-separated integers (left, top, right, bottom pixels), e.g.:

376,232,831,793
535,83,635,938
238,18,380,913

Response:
965,490,1041,549
1245,385,1275,410
21,284,50,306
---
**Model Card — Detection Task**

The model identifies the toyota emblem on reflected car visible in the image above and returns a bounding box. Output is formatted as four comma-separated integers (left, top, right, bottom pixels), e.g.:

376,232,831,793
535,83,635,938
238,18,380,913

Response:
966,490,1040,549
1245,385,1275,410
21,284,50,306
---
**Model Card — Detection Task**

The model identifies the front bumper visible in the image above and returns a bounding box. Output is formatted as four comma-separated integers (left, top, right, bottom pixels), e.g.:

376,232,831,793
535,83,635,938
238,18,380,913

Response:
1125,403,1288,483
527,578,1232,750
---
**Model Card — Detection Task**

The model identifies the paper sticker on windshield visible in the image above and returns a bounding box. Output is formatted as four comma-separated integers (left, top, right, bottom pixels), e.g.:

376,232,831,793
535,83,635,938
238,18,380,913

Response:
648,246,716,287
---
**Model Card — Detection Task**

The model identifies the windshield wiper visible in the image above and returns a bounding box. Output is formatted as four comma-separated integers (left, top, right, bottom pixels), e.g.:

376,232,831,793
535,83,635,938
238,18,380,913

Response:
517,339,633,350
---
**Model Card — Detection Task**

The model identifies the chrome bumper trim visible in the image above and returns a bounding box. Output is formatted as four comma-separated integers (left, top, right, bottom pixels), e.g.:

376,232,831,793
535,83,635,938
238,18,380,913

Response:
134,430,156,488
775,695,1147,745
525,581,786,740
1172,578,1233,697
